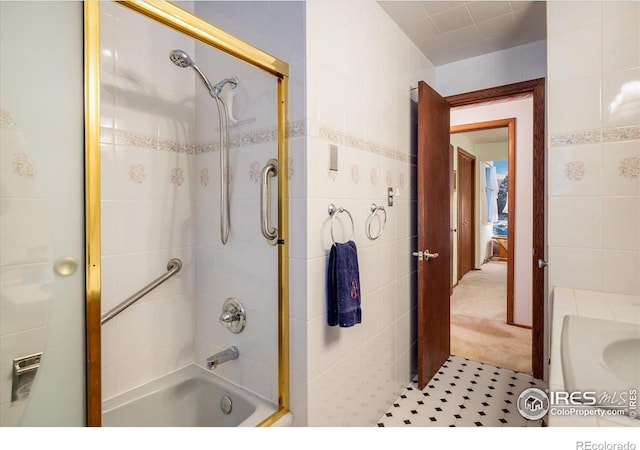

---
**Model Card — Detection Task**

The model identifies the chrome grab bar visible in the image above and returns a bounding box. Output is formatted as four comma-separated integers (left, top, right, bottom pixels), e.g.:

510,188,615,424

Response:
101,258,182,325
260,159,278,245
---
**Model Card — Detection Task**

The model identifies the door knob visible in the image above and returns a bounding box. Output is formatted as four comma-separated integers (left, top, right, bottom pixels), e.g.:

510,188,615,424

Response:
412,249,439,261
424,250,439,261
538,259,548,269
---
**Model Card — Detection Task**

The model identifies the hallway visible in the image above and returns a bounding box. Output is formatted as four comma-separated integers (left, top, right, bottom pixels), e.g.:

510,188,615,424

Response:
451,261,532,374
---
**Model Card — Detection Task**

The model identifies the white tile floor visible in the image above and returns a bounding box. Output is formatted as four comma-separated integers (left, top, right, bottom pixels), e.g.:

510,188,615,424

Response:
377,356,548,427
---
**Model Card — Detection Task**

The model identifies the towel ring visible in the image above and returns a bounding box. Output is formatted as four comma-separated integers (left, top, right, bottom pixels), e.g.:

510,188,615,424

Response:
365,203,386,240
328,204,355,244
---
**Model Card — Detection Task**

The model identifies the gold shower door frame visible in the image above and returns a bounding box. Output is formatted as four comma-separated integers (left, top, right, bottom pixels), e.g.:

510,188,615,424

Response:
84,1,290,427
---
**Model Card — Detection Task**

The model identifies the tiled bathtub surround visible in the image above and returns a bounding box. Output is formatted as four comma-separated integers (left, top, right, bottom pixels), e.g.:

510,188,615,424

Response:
100,1,197,400
100,0,288,406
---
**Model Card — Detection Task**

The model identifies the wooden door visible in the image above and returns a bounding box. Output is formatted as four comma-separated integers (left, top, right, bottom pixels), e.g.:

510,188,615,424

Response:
457,148,476,280
416,81,451,389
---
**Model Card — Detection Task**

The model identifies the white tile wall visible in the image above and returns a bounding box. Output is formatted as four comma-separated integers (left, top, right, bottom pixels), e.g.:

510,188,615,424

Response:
548,1,640,299
100,4,198,400
295,0,432,427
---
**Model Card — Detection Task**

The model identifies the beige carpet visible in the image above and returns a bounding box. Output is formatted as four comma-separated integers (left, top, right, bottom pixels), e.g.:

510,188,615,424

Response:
451,261,532,374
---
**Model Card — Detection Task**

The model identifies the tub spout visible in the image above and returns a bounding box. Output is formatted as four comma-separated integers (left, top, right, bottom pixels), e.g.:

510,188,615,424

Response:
206,346,239,369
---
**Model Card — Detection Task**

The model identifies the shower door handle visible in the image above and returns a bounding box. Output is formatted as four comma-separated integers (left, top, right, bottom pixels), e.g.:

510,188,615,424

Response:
261,159,278,245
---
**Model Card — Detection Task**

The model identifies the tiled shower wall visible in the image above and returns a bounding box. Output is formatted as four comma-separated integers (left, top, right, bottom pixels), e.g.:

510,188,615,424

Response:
547,1,640,297
100,1,300,405
191,43,282,404
192,0,306,407
100,2,197,399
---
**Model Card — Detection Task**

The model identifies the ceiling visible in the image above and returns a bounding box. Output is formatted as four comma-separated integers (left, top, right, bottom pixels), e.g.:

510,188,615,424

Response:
377,1,547,66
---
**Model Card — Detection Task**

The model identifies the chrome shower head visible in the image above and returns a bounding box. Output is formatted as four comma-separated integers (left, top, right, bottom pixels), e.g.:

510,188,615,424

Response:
169,49,215,96
169,49,193,68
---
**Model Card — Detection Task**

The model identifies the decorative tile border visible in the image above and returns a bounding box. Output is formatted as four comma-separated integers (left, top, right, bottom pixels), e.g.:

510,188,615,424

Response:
197,120,306,154
603,126,640,143
101,120,307,155
551,125,640,147
102,120,413,170
100,127,195,154
318,125,411,164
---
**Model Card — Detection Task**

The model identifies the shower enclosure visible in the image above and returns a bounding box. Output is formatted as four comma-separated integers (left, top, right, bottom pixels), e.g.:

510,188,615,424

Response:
87,1,289,426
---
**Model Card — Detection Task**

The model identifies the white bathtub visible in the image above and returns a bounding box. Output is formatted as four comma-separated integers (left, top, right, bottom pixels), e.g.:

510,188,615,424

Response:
102,364,290,427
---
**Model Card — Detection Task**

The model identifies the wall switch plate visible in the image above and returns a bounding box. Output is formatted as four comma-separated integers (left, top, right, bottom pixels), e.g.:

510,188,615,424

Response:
329,144,338,171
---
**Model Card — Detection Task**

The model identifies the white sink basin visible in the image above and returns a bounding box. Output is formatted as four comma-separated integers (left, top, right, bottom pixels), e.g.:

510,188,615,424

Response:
561,315,640,418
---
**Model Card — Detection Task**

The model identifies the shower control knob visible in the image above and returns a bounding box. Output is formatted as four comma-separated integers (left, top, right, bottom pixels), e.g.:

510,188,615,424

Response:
219,298,246,333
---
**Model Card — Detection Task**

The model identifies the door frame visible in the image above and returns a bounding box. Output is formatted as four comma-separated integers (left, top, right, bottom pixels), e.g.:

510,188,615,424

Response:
451,119,516,326
455,147,476,281
445,79,545,379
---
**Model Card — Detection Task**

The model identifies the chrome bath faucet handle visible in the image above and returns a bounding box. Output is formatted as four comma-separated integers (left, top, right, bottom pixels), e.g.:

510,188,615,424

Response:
219,298,246,333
